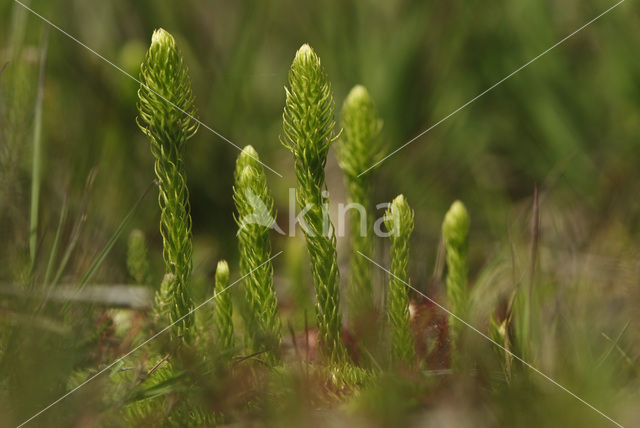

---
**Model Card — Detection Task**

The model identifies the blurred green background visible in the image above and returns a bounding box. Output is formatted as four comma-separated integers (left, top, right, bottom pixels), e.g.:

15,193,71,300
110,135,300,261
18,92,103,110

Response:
2,0,640,426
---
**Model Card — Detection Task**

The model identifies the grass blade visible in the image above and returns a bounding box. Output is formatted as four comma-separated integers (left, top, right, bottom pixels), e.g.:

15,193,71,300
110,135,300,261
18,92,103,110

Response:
28,30,48,269
50,169,97,286
43,197,68,287
61,181,154,313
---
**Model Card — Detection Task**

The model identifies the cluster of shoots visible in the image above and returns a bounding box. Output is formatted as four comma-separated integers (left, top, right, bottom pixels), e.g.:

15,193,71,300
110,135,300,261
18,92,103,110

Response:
135,30,478,382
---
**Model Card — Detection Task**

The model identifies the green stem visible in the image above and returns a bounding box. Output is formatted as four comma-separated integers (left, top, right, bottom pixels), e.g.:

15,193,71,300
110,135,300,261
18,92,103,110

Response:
338,85,383,328
214,260,234,351
137,29,198,342
282,44,347,365
385,195,415,365
442,200,470,369
233,146,281,360
29,32,47,269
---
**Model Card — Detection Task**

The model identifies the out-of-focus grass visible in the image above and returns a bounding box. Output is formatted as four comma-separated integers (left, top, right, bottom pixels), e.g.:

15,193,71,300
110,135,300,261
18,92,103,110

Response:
1,0,639,427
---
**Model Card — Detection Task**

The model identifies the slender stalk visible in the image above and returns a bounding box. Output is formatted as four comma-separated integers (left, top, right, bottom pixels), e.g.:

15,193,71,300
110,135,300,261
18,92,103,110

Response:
50,170,96,287
233,145,281,359
281,44,347,364
60,182,153,314
213,260,234,350
43,198,67,287
29,32,47,269
442,200,470,368
384,195,415,364
137,28,198,341
338,85,383,328
524,184,540,359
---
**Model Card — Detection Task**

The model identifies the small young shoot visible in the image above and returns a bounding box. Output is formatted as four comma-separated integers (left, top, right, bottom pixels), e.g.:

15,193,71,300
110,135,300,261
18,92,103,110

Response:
137,28,198,341
281,44,347,364
489,314,511,380
338,85,383,328
127,229,152,286
155,273,176,325
213,260,234,351
442,200,470,367
384,194,416,365
233,145,282,359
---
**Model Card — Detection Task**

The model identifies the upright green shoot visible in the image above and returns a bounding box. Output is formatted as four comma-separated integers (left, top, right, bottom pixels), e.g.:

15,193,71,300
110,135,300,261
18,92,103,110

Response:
338,85,383,328
384,195,415,365
137,28,198,341
127,229,152,286
233,145,281,359
442,200,470,368
281,44,347,364
213,260,234,351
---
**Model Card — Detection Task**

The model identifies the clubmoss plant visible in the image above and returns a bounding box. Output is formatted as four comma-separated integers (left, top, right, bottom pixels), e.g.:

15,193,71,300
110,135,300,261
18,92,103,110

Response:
442,200,470,367
489,314,512,380
137,28,198,341
338,85,383,328
233,145,281,358
281,44,347,364
384,195,416,365
127,229,152,286
154,273,176,325
213,260,234,351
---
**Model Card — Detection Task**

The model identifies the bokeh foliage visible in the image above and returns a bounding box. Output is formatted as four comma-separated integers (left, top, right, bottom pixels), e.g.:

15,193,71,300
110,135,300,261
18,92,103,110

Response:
1,0,639,427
